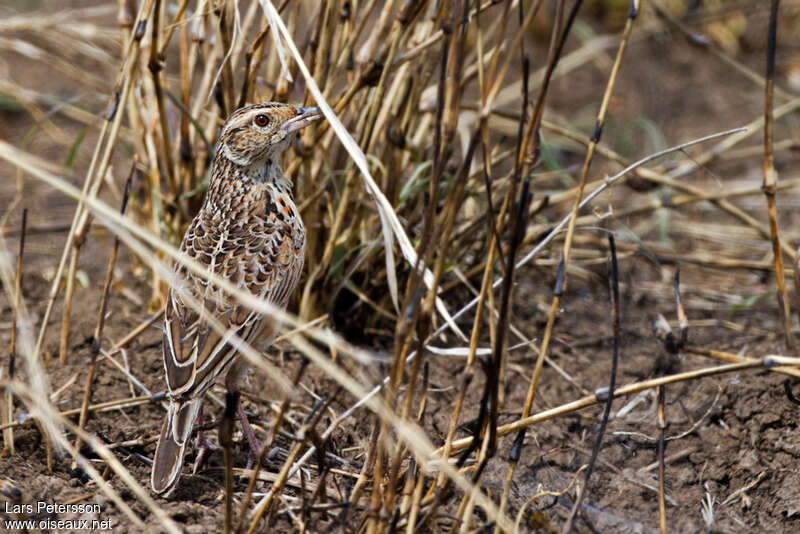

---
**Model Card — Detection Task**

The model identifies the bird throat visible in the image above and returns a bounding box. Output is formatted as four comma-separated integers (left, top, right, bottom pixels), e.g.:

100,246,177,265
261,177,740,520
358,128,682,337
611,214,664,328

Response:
209,155,293,198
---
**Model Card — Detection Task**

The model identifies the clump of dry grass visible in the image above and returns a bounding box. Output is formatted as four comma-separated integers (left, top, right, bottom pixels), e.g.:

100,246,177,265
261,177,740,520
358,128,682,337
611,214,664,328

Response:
2,0,800,532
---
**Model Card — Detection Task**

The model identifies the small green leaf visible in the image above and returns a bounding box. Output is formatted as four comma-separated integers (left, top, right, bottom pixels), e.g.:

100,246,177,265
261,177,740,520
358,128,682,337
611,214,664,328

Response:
731,289,775,312
64,127,88,171
0,93,23,111
399,160,432,204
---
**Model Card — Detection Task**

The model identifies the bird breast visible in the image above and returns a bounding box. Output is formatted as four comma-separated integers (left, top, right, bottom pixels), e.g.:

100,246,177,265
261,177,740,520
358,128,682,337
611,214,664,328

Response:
177,186,305,307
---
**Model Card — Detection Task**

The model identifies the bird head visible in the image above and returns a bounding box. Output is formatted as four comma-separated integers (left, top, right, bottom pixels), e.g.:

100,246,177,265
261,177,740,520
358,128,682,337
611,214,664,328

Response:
217,102,322,167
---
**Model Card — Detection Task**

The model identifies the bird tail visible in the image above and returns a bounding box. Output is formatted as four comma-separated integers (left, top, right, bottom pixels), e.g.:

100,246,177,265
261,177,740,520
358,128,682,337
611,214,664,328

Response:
151,398,201,495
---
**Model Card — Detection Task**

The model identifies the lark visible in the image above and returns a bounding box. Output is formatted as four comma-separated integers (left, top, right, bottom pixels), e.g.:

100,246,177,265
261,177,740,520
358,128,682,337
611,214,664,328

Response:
151,102,321,495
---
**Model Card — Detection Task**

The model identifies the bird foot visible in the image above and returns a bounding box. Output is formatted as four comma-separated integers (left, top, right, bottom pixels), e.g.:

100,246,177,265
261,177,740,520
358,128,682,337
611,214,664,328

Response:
237,401,262,469
192,404,219,474
192,430,220,474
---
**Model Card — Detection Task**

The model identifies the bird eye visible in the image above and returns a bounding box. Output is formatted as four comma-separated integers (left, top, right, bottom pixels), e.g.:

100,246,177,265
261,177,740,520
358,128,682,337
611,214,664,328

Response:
254,114,269,127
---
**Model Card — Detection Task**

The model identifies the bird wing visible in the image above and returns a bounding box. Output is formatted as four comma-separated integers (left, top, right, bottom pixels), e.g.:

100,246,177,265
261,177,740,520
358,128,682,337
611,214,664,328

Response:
161,209,304,400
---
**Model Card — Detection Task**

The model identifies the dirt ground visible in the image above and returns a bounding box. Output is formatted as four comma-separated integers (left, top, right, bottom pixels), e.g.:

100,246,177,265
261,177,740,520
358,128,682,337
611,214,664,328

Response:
4,258,799,533
3,2,800,533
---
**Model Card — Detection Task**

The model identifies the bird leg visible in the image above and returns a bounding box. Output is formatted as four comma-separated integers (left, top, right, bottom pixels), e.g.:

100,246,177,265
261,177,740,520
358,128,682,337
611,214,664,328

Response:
225,372,262,469
236,399,261,468
192,402,219,474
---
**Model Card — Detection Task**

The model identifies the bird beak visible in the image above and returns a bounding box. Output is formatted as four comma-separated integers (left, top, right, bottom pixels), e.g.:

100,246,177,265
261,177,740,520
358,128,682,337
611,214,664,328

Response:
282,106,322,133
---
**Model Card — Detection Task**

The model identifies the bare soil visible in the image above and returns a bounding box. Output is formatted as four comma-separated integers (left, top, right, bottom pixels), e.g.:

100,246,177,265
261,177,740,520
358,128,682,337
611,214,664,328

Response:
4,262,798,533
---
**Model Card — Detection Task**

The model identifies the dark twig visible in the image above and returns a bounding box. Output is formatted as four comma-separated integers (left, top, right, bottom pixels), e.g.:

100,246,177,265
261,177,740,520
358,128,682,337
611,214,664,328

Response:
762,0,794,352
96,432,152,465
561,234,620,533
489,179,532,455
221,391,239,534
784,379,800,405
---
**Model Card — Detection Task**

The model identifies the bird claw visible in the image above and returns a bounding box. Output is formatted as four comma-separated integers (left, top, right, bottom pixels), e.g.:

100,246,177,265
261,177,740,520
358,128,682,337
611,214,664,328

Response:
192,429,219,474
238,402,262,470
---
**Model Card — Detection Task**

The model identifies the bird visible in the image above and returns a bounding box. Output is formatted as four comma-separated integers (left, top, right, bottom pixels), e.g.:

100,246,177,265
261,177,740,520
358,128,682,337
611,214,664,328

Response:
150,102,321,496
